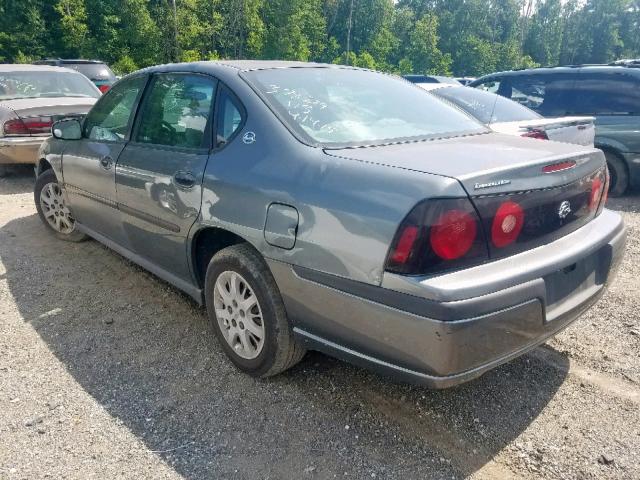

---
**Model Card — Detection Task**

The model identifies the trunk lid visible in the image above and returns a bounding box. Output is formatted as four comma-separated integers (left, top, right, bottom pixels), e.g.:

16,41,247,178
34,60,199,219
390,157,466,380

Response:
491,116,595,147
1,97,96,118
326,132,607,259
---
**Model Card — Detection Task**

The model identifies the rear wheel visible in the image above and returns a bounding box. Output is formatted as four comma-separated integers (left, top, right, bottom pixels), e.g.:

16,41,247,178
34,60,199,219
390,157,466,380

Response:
34,169,87,242
604,151,629,197
204,243,305,377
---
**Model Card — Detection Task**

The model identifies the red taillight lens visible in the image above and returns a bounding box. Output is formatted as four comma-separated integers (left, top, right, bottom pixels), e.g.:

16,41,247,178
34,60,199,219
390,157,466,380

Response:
3,117,53,136
390,226,418,264
491,201,525,248
385,198,489,276
589,177,603,211
98,84,111,94
522,129,549,140
430,210,477,260
596,168,609,215
3,118,30,135
542,160,577,173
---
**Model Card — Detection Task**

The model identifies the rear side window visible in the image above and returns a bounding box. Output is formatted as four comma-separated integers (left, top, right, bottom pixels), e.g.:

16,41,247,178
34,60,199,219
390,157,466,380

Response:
66,63,116,81
572,73,640,115
136,74,216,149
83,75,146,141
215,87,245,147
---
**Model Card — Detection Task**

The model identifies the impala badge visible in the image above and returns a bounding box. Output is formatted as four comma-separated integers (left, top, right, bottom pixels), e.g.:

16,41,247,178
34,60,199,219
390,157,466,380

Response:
558,200,572,219
474,179,511,190
242,131,256,144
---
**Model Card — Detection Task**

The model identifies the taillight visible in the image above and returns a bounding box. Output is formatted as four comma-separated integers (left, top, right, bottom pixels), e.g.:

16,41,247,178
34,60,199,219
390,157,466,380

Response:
491,201,524,248
3,118,30,135
589,177,603,211
386,198,489,276
596,168,609,215
98,84,111,94
3,117,53,136
522,129,549,140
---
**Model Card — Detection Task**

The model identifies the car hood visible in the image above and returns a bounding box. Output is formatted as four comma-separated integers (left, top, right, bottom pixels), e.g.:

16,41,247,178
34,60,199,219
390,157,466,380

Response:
0,97,97,117
324,132,604,195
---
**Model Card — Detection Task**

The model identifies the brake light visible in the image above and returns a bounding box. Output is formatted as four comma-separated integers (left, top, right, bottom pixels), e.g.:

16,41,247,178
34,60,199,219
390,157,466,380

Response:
596,168,609,215
589,177,603,211
430,210,477,260
386,198,489,276
98,84,111,94
522,129,548,140
543,160,577,173
3,117,53,136
491,201,524,248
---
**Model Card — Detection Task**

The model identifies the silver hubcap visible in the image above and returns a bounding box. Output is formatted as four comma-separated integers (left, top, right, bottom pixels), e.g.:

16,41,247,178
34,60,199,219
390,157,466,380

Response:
213,271,265,359
40,182,75,234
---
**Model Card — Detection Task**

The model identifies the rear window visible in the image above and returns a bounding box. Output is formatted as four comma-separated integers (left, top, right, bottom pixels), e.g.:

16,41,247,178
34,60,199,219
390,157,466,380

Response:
0,71,100,100
433,86,540,124
244,68,486,148
64,63,116,81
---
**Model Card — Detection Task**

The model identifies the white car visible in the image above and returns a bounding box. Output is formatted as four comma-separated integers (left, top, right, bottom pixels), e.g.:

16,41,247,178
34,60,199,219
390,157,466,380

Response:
418,83,595,146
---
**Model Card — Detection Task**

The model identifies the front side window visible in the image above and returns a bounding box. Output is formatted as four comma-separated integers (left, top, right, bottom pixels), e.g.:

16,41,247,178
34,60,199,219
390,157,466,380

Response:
136,74,216,149
215,87,244,147
84,75,146,141
572,73,640,115
434,86,540,124
0,71,100,101
244,68,485,148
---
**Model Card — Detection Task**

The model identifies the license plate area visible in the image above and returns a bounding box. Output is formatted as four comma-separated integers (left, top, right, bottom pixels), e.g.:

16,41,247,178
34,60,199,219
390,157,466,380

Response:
544,246,611,322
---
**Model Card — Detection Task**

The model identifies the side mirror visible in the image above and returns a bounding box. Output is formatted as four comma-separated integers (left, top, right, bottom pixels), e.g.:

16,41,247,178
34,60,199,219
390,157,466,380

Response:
52,119,82,140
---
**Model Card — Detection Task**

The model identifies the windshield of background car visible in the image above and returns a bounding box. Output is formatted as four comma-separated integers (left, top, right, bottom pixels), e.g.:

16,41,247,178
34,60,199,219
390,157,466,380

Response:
434,86,541,124
244,68,487,148
66,63,116,81
0,71,100,100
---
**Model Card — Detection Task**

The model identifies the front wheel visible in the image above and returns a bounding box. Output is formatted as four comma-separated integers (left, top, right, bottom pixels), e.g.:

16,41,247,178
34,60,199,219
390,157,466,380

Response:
204,243,305,377
34,169,87,242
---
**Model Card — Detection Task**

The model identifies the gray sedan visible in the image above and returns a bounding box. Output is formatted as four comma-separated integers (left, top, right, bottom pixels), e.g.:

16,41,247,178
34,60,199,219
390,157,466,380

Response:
35,61,626,388
0,65,100,176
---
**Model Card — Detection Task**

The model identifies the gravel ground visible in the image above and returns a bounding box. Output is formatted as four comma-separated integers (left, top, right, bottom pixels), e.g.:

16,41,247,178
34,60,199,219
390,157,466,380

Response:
0,168,638,480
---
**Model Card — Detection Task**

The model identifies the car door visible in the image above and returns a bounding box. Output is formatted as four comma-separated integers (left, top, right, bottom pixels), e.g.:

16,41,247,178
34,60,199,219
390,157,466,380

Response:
62,75,147,247
115,73,217,282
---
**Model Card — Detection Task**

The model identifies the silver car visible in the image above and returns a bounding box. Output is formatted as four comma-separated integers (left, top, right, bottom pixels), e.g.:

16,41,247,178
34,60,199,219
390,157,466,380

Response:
35,61,626,388
0,65,100,176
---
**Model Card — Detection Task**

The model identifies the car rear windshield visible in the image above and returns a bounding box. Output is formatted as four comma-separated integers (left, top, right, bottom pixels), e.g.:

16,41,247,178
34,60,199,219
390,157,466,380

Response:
244,68,486,148
434,86,541,124
0,71,100,100
65,63,116,81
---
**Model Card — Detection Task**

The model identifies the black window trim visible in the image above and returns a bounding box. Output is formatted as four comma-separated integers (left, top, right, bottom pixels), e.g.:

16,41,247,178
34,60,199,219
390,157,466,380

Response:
211,82,248,153
81,73,150,144
128,71,218,153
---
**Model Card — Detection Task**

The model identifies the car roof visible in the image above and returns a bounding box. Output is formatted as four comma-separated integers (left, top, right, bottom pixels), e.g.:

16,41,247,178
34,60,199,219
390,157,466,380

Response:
474,64,640,82
35,59,107,65
0,64,81,73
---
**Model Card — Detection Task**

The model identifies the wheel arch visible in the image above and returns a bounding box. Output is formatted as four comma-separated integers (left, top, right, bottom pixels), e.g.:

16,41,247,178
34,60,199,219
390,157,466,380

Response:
190,226,256,289
36,158,53,177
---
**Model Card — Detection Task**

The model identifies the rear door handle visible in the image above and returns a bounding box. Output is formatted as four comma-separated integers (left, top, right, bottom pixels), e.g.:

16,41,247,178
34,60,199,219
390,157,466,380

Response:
100,156,113,170
173,170,196,189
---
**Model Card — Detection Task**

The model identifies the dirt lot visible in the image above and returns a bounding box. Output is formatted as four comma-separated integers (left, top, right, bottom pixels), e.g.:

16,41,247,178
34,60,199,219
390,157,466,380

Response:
0,168,638,479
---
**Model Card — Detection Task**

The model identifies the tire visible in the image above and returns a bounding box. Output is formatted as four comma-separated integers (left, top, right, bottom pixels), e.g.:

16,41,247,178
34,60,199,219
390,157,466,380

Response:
604,151,629,197
34,169,87,242
205,243,305,377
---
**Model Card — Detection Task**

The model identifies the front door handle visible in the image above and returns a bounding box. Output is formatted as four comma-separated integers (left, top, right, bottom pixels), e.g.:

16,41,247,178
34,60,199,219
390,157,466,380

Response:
173,170,196,189
100,156,113,170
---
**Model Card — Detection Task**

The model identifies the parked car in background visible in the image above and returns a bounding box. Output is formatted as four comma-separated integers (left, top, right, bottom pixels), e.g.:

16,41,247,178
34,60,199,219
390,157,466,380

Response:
470,64,640,196
455,77,476,86
34,61,624,388
0,65,100,176
34,59,117,93
419,83,595,146
404,74,461,85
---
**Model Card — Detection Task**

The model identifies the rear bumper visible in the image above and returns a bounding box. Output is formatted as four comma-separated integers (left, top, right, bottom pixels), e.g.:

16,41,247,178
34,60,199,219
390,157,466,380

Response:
0,136,47,165
269,209,626,388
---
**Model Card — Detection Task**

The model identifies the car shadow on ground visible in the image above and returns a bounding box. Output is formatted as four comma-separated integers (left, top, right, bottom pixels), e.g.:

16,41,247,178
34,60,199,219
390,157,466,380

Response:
0,166,35,195
606,189,640,214
0,212,570,479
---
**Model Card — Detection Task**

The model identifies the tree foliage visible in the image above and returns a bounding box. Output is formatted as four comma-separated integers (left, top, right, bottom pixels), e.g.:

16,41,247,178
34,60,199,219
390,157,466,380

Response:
0,0,639,76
